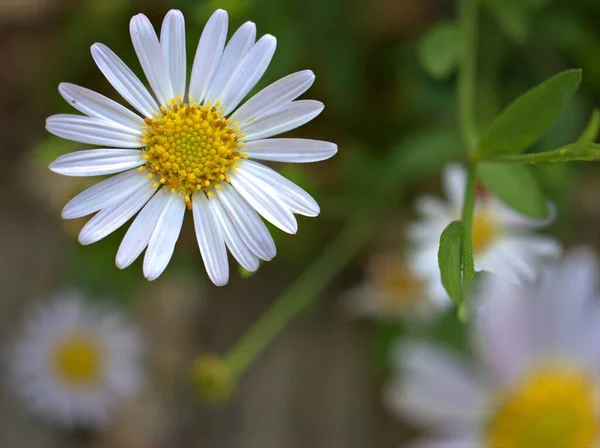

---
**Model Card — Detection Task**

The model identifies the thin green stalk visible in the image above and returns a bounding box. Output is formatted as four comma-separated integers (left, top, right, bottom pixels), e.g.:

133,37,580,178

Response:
474,152,564,164
225,209,378,377
458,0,479,152
458,0,479,301
461,163,477,288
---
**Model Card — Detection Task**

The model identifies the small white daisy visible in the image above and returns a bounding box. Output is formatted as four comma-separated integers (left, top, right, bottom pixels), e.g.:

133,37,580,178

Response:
385,249,600,448
407,163,561,302
46,9,337,285
344,252,450,321
9,292,144,428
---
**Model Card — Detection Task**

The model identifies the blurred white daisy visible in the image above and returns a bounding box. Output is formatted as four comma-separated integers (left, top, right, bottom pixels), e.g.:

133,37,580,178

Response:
344,252,450,321
9,292,144,427
46,9,337,285
408,163,561,302
386,250,600,448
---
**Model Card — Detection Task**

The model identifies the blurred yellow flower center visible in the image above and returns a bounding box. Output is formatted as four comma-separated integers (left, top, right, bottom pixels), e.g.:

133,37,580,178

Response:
142,101,245,205
369,254,425,311
53,335,101,386
487,367,599,448
471,212,498,255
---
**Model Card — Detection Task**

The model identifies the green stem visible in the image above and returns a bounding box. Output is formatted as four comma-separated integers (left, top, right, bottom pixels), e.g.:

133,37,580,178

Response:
458,0,479,152
461,163,477,288
473,151,565,164
225,209,379,377
457,0,479,302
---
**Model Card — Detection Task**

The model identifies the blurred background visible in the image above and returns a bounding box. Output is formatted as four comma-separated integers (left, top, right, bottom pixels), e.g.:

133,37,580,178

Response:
0,0,598,447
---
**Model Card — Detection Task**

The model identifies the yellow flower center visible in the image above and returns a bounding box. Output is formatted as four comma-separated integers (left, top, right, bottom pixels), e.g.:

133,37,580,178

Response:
53,335,102,386
141,101,246,205
487,367,599,448
471,212,498,255
368,254,425,311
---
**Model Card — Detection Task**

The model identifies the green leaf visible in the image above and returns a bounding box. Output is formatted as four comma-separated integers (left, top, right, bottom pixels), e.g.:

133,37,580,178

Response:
418,22,461,80
438,221,464,305
576,109,600,144
483,0,528,44
483,0,551,43
476,69,582,156
479,163,549,218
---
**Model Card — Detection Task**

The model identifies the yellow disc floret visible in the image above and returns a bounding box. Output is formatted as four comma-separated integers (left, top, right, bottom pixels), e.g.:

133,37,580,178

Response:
471,212,498,255
141,100,246,206
487,366,599,448
368,254,425,312
53,334,102,386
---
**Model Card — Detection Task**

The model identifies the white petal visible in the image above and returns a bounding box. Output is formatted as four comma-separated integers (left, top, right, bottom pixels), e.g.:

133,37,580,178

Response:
143,193,186,281
210,196,260,272
386,341,489,427
442,163,466,207
78,181,155,245
231,70,314,125
116,187,170,269
49,149,145,177
238,160,320,217
130,14,174,107
474,275,539,383
62,169,149,219
188,9,228,104
218,35,277,115
494,197,556,228
192,193,229,286
205,21,256,106
241,100,324,141
58,83,144,130
46,114,142,148
214,183,276,261
91,43,159,117
160,10,186,99
229,170,298,234
244,138,336,163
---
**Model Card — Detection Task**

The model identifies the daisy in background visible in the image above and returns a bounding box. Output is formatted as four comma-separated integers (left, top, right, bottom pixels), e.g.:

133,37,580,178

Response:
385,249,600,448
407,163,561,303
8,292,144,428
46,9,337,286
344,252,451,321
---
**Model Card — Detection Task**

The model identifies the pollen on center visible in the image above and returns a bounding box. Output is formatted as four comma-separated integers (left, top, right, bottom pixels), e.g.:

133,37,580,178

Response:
53,334,102,386
141,100,246,205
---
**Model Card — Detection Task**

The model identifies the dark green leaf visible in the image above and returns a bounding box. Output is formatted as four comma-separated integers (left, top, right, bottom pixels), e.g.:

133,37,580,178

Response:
479,163,549,218
418,22,461,80
438,221,464,305
476,69,582,156
483,0,529,44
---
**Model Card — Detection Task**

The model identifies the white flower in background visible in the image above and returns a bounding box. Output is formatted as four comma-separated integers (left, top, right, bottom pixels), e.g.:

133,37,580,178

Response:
46,9,337,286
386,250,600,448
344,252,451,321
9,293,144,427
407,163,561,302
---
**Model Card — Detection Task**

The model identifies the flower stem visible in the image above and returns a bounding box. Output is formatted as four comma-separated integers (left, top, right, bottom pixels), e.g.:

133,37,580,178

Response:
225,209,380,378
461,163,477,288
458,0,479,152
458,0,479,301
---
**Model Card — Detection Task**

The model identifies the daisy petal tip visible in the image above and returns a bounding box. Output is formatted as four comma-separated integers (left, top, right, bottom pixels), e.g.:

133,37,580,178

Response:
211,276,229,287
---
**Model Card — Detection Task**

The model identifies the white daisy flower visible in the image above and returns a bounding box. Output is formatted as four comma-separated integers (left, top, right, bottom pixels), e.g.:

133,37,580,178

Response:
46,9,337,286
408,163,561,302
386,249,600,448
344,252,450,321
9,292,144,427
